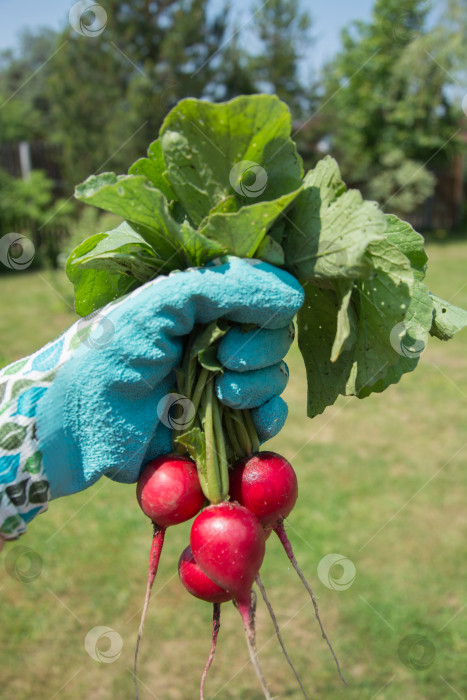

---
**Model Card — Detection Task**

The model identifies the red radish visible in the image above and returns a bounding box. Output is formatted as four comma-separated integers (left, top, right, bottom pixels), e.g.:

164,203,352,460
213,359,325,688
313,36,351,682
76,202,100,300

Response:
178,546,231,699
137,453,205,527
178,545,232,604
190,502,265,612
229,451,347,686
134,454,205,699
190,502,271,699
229,451,297,527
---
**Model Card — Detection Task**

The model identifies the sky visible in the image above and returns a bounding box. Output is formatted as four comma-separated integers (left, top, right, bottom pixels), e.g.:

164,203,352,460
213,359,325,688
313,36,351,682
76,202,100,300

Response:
0,0,375,72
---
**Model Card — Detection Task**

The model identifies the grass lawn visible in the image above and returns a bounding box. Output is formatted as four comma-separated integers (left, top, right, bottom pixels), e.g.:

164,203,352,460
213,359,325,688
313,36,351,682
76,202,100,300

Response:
1,242,466,700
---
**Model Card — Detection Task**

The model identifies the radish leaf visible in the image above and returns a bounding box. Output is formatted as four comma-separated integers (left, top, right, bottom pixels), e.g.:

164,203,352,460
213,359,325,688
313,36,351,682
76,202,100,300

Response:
128,139,177,202
358,279,433,397
384,215,427,281
190,321,229,360
430,295,467,340
75,173,184,259
67,266,138,316
176,427,208,486
349,238,414,393
67,223,168,274
298,284,354,417
66,222,181,314
330,279,356,362
204,196,239,219
284,157,386,282
255,236,285,266
298,237,416,416
198,189,301,258
159,94,303,225
177,221,226,266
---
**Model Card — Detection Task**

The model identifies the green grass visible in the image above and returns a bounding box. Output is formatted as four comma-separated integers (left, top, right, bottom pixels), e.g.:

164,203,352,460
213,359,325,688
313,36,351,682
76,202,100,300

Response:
1,242,466,700
0,269,78,366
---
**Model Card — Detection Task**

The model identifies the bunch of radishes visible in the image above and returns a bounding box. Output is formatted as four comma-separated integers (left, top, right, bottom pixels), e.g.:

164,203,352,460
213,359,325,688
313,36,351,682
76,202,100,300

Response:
134,449,345,699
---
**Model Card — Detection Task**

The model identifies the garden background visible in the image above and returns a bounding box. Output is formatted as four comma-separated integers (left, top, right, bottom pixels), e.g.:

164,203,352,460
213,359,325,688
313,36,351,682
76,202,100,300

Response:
1,1,466,699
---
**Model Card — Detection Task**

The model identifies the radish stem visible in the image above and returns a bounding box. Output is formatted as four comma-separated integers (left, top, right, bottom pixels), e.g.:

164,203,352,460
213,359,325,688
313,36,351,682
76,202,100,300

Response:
180,327,198,398
243,409,260,454
256,574,310,700
200,603,221,700
212,394,229,496
134,525,166,699
191,367,209,415
231,409,252,456
204,380,222,503
224,408,243,459
274,521,347,686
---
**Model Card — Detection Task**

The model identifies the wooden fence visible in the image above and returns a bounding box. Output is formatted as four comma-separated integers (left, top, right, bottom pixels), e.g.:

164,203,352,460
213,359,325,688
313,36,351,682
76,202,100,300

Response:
0,141,65,190
410,155,465,231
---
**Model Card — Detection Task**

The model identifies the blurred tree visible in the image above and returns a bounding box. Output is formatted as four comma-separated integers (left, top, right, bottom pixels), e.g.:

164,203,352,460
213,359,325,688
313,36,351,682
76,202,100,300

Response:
0,167,72,267
0,93,43,143
320,0,463,214
0,169,70,228
212,29,257,100
47,0,229,186
442,0,467,70
0,29,58,142
249,0,312,117
46,35,129,185
367,149,436,214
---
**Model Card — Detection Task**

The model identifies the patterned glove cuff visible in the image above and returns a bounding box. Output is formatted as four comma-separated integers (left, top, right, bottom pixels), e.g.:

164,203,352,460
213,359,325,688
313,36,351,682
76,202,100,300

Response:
0,327,78,539
0,371,50,539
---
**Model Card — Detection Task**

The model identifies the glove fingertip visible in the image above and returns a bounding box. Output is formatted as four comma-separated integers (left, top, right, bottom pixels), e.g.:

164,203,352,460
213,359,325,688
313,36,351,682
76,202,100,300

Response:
142,423,173,466
215,361,288,410
218,323,295,372
251,395,288,443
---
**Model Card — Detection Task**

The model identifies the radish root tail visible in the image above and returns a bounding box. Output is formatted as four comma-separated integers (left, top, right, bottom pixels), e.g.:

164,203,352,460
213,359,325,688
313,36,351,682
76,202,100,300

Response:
234,594,273,700
256,574,310,700
200,603,221,700
274,520,347,686
134,525,166,700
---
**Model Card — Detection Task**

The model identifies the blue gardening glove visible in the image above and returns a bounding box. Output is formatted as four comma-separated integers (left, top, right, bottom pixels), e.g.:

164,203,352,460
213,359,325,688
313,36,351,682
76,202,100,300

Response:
35,258,304,498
